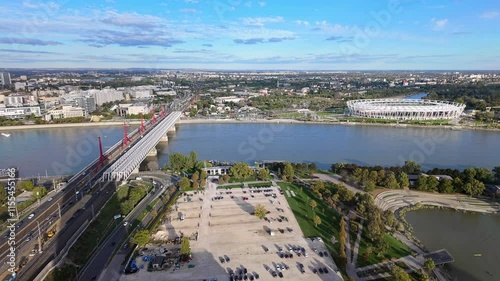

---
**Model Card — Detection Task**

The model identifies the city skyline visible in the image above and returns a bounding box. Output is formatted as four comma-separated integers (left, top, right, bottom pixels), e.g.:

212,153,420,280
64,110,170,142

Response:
0,0,499,70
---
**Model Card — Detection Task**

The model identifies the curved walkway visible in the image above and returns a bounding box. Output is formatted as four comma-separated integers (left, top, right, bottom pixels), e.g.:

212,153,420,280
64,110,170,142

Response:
375,190,500,214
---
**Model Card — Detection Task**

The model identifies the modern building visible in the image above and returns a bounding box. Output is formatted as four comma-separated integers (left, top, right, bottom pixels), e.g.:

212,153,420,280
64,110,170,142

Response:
85,89,124,106
115,103,151,116
0,72,11,87
0,104,41,118
74,96,96,113
45,105,86,120
14,82,27,91
347,99,466,120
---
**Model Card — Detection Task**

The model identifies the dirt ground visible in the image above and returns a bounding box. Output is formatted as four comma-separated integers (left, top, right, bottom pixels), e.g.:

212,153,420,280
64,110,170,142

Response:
122,182,343,281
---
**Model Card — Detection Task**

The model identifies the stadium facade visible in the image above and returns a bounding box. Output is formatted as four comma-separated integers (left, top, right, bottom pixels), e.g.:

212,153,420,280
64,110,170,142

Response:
347,99,466,120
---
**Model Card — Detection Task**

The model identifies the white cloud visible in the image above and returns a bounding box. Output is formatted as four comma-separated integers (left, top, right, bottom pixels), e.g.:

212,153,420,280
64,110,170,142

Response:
241,16,284,27
180,8,198,13
431,18,448,30
258,2,266,7
22,1,39,9
296,20,310,26
480,11,499,19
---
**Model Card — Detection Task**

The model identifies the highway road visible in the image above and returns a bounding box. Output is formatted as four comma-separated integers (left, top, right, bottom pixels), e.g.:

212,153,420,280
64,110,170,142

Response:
78,174,177,281
1,110,175,280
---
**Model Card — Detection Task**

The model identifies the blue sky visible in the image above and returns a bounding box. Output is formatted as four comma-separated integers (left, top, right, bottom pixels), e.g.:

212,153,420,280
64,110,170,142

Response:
0,0,499,70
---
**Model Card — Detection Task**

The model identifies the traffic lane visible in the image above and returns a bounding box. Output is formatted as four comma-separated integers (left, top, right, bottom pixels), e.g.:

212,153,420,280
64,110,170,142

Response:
16,185,115,281
79,185,164,281
78,226,127,281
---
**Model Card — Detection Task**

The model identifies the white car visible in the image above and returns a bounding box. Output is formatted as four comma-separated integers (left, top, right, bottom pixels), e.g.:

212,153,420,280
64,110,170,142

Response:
28,213,35,219
48,197,53,202
123,221,128,227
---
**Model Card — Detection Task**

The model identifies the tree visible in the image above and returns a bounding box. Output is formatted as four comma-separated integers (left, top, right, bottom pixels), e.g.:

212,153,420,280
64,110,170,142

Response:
438,179,454,194
180,236,191,258
338,186,354,203
191,171,199,187
229,162,254,179
282,163,294,181
416,176,428,191
31,187,47,200
494,166,500,184
254,204,267,219
18,180,34,191
424,258,435,271
426,176,439,192
397,172,410,189
179,177,190,190
403,161,421,174
200,179,207,188
390,265,412,281
384,172,400,189
200,170,208,182
257,168,270,180
313,215,322,227
120,200,135,215
309,200,317,211
189,151,198,169
131,230,150,247
362,179,376,192
463,178,485,197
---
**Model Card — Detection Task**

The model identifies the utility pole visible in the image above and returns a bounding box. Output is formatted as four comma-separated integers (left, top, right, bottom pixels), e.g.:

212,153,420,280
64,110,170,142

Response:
57,203,62,218
37,221,43,253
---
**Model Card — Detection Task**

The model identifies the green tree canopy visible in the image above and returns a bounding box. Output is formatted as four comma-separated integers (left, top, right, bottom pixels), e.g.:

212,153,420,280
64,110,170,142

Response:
424,258,435,271
131,230,150,247
390,265,412,281
179,177,190,190
31,186,47,200
463,178,485,197
18,180,35,191
257,168,270,180
229,162,254,179
313,215,322,227
384,172,400,189
180,236,191,258
254,204,267,219
397,172,410,189
282,163,294,181
403,161,421,174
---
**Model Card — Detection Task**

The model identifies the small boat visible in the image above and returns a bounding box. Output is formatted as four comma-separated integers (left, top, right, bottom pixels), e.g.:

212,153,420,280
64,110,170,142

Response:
474,254,482,257
486,271,493,276
1,133,10,137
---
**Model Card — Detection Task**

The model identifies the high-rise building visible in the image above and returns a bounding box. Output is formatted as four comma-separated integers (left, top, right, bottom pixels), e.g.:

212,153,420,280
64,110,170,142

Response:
0,72,11,87
74,96,96,113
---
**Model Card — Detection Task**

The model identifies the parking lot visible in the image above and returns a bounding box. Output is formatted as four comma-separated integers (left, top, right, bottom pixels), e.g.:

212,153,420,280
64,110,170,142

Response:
122,181,342,281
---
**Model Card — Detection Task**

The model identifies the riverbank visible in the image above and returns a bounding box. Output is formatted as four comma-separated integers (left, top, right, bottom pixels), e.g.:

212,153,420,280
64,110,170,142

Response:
1,118,499,132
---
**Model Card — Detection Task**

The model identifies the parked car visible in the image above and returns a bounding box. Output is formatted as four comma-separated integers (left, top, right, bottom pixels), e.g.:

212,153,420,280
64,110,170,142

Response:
28,213,35,219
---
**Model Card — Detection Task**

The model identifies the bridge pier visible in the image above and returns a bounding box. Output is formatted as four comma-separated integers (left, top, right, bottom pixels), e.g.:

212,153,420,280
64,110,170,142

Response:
132,167,139,174
168,125,176,133
147,147,158,157
159,135,168,142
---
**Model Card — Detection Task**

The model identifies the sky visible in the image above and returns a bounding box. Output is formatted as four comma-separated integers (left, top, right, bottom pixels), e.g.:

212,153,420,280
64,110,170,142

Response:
0,0,499,70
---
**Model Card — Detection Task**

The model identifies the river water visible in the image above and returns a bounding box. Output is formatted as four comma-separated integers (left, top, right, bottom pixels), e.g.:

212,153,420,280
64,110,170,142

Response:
406,209,500,281
0,123,499,177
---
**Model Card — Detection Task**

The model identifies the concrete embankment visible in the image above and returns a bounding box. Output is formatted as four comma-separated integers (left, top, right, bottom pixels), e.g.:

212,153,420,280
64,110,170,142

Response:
375,190,500,214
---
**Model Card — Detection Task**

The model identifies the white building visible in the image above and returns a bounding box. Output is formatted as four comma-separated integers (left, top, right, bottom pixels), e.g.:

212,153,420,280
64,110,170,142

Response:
14,82,27,91
115,103,151,116
85,89,124,106
45,105,86,120
214,96,242,104
0,104,41,119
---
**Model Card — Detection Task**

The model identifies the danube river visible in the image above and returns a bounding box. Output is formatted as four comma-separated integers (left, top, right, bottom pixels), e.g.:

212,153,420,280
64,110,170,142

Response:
406,209,500,281
0,123,500,177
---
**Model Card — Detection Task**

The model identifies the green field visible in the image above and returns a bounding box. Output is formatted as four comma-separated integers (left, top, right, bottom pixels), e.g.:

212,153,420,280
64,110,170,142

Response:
218,184,244,189
248,182,272,188
278,182,341,256
357,230,412,268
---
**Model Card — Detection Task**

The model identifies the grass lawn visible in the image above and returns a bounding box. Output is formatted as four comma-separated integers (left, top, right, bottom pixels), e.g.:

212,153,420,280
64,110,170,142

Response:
278,182,341,256
228,177,257,183
248,182,272,187
357,229,412,268
218,184,244,189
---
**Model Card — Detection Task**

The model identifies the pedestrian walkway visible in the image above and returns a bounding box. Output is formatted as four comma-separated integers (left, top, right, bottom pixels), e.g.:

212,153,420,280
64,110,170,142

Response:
290,191,296,197
285,190,291,197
